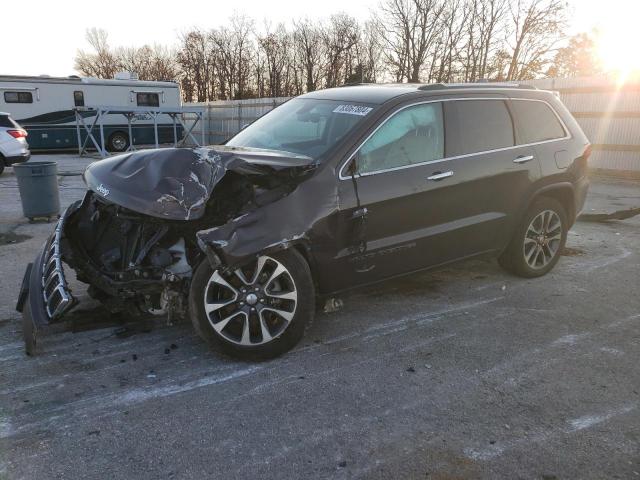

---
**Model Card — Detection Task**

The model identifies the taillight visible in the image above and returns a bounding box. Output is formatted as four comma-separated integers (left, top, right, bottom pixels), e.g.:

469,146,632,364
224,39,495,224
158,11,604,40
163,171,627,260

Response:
7,129,28,139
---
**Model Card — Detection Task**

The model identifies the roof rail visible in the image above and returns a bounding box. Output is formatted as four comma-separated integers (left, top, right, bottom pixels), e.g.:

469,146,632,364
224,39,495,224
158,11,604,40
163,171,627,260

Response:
418,82,537,91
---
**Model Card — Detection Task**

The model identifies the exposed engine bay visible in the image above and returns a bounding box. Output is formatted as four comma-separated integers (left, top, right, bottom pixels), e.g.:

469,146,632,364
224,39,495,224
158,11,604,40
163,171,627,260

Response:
19,145,322,337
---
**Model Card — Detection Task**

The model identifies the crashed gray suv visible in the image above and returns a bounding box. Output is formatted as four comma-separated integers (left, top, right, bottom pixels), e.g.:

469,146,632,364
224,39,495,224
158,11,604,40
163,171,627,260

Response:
17,83,590,359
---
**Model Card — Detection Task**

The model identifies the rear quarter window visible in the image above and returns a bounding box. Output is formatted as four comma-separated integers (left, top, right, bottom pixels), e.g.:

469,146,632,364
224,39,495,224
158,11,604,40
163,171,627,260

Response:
0,115,13,128
510,100,566,144
444,100,514,157
0,115,20,128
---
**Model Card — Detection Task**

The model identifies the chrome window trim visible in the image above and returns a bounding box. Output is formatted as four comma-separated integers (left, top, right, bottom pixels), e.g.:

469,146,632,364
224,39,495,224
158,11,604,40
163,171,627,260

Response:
338,96,572,180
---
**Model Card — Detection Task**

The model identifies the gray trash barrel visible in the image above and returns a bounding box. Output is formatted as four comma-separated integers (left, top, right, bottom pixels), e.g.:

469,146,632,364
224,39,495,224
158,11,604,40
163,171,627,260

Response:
14,161,60,220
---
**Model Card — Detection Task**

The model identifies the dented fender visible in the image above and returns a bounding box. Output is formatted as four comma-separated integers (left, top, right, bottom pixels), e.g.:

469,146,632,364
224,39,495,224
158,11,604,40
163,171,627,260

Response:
195,168,342,272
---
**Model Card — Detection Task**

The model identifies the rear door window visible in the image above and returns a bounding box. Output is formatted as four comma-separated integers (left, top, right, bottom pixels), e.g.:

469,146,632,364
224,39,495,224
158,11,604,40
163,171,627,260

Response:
444,100,514,157
510,100,566,144
357,102,444,174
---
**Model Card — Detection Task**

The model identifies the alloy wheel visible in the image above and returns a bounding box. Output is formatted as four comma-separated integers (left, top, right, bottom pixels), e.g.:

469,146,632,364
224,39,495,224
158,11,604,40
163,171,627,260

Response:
523,209,563,269
203,255,298,346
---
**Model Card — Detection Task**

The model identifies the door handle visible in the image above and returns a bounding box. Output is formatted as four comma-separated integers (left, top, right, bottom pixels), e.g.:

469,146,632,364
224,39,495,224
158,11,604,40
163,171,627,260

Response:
514,155,534,164
427,171,454,181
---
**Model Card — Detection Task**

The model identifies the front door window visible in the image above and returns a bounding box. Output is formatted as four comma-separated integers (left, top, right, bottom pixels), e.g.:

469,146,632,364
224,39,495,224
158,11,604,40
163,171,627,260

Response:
357,102,444,175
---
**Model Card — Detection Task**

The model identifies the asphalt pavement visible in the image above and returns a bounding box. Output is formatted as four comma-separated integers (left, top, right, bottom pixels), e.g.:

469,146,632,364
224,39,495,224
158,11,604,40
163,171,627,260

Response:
0,155,639,479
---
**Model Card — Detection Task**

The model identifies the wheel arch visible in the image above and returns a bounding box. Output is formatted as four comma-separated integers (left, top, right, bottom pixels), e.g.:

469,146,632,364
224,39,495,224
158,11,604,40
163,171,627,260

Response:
289,241,321,293
523,182,576,226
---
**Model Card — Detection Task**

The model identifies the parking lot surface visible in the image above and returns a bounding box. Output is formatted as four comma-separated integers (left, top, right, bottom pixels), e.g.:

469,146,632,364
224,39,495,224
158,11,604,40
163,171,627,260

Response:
1,155,639,479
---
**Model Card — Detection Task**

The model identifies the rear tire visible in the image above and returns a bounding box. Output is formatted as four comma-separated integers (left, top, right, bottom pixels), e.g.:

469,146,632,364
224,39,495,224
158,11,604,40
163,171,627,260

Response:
0,154,5,175
107,131,129,152
498,197,568,278
189,249,315,360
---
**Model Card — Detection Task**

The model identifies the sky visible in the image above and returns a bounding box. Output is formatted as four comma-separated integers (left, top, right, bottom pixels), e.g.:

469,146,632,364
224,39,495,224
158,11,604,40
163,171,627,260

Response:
2,0,637,77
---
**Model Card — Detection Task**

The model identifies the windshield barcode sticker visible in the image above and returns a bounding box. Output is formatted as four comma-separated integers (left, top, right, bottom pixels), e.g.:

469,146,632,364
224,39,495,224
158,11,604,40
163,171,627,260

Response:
333,105,373,116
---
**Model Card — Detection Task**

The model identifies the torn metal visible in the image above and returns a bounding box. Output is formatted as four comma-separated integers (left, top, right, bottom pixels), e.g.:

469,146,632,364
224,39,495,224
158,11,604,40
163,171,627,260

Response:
83,146,318,221
18,145,344,346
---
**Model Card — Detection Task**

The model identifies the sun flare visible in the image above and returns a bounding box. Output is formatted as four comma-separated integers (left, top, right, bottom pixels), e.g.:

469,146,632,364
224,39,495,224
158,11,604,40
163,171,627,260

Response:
594,7,640,78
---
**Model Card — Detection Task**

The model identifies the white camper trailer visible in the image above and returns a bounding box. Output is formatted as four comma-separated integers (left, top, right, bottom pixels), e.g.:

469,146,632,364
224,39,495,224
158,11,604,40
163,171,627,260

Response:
0,73,182,151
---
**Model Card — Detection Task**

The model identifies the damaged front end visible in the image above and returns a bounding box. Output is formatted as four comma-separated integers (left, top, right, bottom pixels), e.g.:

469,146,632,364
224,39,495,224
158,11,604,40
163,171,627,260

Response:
17,146,318,354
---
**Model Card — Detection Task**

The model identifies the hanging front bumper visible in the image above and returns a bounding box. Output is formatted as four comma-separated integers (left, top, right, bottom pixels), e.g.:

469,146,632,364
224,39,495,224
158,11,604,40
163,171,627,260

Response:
16,206,78,330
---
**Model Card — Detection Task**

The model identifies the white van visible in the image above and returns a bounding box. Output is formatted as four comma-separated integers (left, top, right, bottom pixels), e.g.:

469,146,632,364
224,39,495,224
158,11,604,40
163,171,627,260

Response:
0,73,182,151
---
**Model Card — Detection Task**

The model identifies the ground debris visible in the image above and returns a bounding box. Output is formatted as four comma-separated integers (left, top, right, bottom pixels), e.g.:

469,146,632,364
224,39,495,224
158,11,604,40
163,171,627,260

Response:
0,231,31,246
579,207,640,222
323,298,344,313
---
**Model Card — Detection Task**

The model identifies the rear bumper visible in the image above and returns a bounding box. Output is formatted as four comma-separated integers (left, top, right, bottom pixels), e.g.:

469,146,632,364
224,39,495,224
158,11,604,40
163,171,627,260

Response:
3,152,30,165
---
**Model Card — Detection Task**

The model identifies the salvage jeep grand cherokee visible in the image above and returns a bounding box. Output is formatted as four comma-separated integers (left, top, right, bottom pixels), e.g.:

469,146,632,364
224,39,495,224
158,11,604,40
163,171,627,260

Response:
17,83,590,359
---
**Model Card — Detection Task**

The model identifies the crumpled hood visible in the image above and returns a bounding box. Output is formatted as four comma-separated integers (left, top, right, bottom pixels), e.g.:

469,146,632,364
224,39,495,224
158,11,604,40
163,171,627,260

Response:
83,146,316,220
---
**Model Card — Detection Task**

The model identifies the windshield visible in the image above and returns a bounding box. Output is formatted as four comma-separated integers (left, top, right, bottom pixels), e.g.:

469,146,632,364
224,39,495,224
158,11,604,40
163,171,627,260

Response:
226,98,376,160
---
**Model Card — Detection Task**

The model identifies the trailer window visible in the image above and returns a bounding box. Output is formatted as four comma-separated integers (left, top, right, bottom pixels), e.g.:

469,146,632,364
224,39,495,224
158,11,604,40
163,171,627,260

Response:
136,93,159,107
4,91,33,104
74,91,85,107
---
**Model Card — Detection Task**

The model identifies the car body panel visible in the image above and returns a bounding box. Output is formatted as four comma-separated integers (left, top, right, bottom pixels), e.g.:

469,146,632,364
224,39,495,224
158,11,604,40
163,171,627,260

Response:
18,83,591,331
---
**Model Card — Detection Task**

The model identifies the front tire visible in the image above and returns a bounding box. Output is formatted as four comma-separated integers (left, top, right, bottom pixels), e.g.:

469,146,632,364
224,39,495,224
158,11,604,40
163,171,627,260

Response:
189,250,315,360
498,197,568,278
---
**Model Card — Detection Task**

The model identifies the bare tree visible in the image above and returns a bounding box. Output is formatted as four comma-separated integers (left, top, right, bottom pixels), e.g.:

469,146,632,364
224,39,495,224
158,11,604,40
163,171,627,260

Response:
117,44,178,81
462,0,507,81
258,23,292,97
322,14,360,87
505,0,567,80
75,28,120,79
293,19,326,92
75,4,579,103
176,30,217,102
376,0,446,83
433,0,470,82
211,14,256,99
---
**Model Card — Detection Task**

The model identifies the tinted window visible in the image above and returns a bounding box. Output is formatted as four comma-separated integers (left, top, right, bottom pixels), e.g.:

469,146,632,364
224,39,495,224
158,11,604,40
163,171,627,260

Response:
227,99,375,160
0,115,20,128
511,100,566,143
136,93,159,107
4,91,33,104
444,100,514,156
356,102,444,174
74,91,85,107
